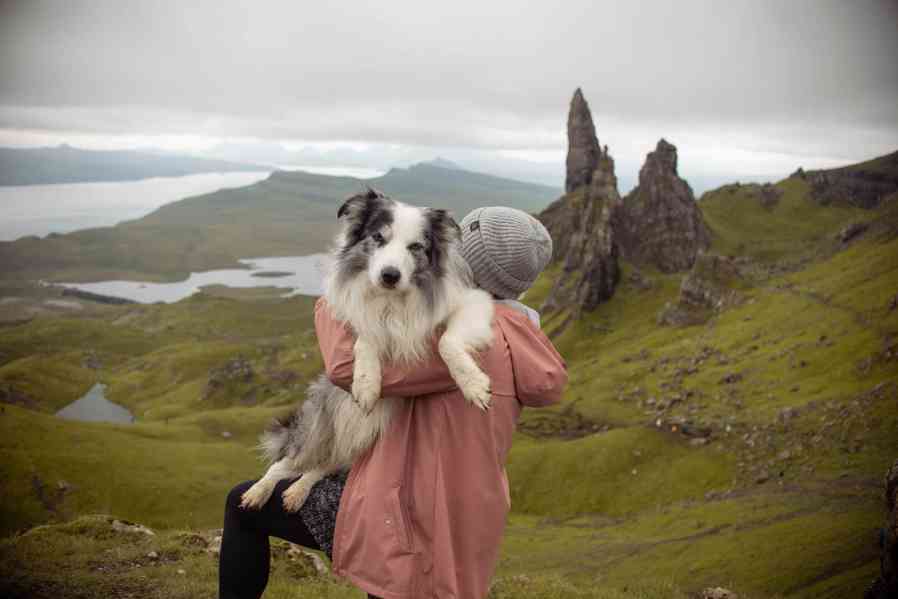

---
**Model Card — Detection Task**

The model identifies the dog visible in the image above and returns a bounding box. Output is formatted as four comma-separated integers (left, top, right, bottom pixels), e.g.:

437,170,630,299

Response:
239,189,495,512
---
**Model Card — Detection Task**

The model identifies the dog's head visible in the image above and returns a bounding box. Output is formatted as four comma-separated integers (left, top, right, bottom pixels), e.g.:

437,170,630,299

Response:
334,188,461,295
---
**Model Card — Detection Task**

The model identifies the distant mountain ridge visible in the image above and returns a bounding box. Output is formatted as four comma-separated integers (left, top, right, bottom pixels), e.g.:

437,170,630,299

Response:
423,156,463,170
0,144,269,186
0,158,561,282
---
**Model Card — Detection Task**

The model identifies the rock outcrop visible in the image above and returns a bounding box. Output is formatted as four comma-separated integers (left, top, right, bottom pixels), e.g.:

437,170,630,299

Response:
614,139,711,273
865,459,898,599
798,149,898,209
539,89,620,321
658,254,744,326
202,356,254,400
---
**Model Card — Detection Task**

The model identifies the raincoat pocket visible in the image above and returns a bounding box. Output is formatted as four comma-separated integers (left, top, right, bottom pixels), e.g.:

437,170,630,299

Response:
386,487,414,555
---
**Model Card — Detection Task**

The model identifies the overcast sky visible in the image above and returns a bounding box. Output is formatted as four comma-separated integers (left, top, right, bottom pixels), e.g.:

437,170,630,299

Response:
1,0,896,192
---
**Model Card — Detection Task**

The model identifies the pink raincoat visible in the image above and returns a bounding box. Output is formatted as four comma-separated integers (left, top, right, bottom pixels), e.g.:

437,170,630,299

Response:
314,298,567,599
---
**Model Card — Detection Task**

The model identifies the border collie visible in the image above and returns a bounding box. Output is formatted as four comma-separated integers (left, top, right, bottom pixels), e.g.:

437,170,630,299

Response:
240,189,494,512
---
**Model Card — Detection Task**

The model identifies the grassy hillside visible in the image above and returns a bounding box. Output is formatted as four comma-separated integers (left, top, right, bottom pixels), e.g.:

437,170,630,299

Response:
0,164,559,283
699,177,867,262
0,172,896,597
0,144,268,186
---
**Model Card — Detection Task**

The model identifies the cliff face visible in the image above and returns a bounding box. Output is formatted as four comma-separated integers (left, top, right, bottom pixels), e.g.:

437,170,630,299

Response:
540,89,620,320
614,139,711,273
798,150,898,209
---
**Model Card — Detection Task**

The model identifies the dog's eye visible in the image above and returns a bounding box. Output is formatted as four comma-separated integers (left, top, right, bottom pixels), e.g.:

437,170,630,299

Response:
407,242,424,253
371,232,386,245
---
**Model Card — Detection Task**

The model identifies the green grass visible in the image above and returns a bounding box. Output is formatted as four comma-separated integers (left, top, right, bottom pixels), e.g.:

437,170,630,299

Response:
507,429,734,517
0,405,262,536
699,177,868,262
499,486,878,598
0,192,896,597
0,516,703,599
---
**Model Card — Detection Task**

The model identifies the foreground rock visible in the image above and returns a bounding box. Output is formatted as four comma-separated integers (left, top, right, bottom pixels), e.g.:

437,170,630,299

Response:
111,519,156,536
865,459,898,599
658,254,744,326
539,89,620,322
614,139,711,273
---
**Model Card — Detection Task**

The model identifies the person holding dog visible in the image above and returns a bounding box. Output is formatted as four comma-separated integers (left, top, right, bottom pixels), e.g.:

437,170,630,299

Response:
220,206,567,599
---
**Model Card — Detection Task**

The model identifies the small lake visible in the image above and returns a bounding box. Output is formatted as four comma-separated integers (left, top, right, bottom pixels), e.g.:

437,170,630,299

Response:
56,383,135,424
58,254,331,304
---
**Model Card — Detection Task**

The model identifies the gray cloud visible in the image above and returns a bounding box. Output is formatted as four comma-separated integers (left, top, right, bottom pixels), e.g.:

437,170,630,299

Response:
1,0,896,188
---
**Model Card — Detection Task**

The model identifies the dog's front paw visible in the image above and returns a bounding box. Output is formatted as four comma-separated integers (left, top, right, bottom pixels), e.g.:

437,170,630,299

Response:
351,376,381,415
240,482,273,510
460,368,492,411
282,479,312,513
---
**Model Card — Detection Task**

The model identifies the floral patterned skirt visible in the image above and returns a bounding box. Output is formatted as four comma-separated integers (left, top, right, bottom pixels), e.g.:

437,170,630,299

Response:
298,470,348,559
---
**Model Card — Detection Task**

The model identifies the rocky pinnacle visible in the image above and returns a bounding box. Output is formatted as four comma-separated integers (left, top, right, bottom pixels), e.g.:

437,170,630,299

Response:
565,88,601,194
614,138,711,273
539,88,620,324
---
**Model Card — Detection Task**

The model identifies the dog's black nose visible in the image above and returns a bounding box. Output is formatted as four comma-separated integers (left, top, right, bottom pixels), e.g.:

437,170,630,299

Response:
380,267,401,288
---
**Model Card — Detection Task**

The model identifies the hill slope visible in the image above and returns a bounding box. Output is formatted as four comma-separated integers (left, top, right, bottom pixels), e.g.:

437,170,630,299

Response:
0,145,269,186
1,189,895,597
0,163,560,283
1,142,897,597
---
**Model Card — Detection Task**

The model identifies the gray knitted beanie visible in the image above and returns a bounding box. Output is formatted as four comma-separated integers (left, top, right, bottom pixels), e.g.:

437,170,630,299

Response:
459,206,553,299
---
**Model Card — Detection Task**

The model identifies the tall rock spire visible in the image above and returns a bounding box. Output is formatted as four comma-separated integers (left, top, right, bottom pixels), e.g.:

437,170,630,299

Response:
565,88,601,193
613,139,711,273
539,88,620,327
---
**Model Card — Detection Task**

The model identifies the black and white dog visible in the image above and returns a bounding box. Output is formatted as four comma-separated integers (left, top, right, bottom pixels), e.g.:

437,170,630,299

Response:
240,189,494,512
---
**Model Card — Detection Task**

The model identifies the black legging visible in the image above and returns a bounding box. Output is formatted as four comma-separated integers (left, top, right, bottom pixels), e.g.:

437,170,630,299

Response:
219,479,379,599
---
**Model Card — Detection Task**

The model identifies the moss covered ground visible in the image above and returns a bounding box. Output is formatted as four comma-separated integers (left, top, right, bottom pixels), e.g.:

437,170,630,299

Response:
0,179,896,597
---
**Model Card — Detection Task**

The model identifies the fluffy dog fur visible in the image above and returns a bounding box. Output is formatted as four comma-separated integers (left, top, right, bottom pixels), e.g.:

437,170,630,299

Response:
240,189,494,512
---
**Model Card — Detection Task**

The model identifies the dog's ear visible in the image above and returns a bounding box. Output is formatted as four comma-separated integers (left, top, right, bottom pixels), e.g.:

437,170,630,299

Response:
426,209,461,244
337,187,382,220
425,209,461,272
338,188,391,248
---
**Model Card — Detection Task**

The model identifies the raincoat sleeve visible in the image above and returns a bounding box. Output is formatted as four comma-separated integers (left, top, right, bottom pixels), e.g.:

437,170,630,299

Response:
496,311,568,407
314,297,458,397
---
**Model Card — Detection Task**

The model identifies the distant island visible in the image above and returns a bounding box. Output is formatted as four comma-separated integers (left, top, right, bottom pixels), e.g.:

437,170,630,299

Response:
0,144,269,186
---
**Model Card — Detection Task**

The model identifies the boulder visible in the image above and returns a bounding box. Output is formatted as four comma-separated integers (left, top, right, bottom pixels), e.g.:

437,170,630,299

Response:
614,139,711,272
111,519,156,537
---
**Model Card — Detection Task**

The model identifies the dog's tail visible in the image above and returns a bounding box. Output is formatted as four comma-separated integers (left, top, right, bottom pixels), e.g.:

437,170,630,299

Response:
258,374,337,465
259,411,297,464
